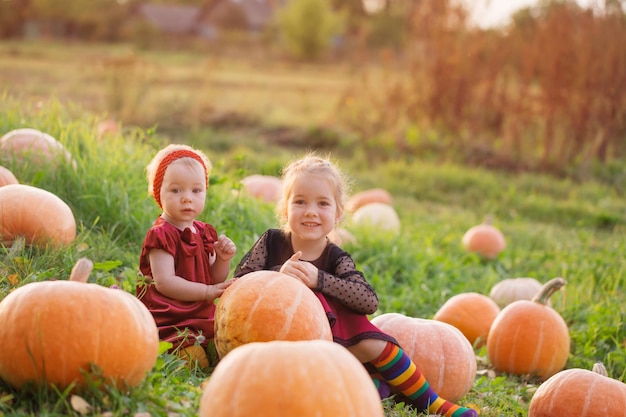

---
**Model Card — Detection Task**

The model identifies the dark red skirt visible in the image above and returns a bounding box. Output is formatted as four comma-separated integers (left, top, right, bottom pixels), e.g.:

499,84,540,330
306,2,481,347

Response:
314,291,397,347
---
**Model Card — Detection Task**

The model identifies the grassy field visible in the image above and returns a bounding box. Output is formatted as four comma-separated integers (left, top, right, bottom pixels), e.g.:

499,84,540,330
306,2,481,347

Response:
0,40,625,416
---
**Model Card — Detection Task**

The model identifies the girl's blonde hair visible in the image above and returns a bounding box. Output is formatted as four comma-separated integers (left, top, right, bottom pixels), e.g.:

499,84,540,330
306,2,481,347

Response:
146,144,212,205
276,153,351,230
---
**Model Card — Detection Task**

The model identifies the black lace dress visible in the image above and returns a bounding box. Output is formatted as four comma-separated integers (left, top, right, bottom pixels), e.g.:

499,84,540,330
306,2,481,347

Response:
234,229,397,347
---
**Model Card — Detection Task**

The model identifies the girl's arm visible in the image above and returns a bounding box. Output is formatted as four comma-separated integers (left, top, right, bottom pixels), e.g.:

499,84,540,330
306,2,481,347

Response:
150,249,231,302
316,253,379,315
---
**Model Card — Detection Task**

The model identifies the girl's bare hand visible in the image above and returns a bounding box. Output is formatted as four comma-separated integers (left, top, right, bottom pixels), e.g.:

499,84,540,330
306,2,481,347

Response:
280,251,318,288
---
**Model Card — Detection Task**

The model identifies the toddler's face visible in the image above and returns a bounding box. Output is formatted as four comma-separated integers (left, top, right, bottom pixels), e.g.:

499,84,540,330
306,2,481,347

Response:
159,159,206,229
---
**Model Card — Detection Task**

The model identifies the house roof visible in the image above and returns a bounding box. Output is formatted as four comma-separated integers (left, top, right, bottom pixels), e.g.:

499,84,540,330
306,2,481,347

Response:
137,3,200,34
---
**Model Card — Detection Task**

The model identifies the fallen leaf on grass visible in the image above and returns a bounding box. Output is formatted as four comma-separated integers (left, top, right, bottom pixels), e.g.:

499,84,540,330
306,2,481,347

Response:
70,395,91,415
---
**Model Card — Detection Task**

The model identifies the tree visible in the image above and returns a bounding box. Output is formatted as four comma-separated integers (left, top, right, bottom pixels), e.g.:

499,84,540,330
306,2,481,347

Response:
276,0,345,61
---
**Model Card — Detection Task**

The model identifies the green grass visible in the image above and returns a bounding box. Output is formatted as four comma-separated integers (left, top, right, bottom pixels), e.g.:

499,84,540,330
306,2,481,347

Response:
0,95,625,415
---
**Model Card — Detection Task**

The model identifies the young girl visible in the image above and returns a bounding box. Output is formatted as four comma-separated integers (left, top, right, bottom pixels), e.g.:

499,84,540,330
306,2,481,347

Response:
137,144,236,369
234,154,478,417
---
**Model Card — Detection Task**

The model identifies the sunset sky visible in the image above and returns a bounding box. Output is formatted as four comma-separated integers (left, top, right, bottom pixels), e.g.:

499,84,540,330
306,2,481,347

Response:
463,0,603,28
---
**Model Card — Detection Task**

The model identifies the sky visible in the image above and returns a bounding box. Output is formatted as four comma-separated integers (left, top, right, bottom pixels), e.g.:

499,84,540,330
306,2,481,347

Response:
463,0,602,28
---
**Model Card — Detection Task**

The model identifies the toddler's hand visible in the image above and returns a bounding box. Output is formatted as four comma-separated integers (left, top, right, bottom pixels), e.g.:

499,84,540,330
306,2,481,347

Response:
204,280,234,301
215,234,236,262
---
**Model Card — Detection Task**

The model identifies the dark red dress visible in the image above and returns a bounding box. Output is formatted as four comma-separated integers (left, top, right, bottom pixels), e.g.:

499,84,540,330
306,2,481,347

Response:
137,216,218,350
234,229,397,347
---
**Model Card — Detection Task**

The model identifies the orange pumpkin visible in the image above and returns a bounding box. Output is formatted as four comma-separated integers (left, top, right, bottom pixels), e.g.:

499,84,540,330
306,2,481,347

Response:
461,216,506,259
433,292,501,347
528,362,626,416
214,270,333,359
346,188,393,213
0,258,159,391
351,202,400,234
200,340,384,417
487,278,569,379
0,184,76,247
0,165,18,187
241,174,283,203
371,313,476,402
489,277,546,308
0,128,76,170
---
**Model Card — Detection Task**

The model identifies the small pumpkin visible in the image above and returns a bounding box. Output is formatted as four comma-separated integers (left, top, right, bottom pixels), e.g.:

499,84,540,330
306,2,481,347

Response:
0,128,76,170
214,270,333,359
487,277,570,379
351,202,400,234
96,119,120,141
489,277,546,308
433,292,501,347
371,313,476,402
346,188,393,213
200,340,384,417
461,216,506,259
0,165,18,187
241,174,283,203
0,184,76,247
0,258,159,391
528,362,626,416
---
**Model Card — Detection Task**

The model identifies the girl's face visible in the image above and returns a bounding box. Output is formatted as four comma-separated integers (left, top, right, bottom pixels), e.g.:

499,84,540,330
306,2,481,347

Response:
159,159,206,230
286,174,339,243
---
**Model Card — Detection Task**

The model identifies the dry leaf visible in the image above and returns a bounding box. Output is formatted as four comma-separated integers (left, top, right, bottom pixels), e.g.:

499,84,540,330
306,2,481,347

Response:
7,274,18,286
70,395,91,415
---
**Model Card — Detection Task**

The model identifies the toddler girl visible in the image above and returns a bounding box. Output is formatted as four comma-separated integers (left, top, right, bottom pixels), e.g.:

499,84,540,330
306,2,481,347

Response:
137,144,236,369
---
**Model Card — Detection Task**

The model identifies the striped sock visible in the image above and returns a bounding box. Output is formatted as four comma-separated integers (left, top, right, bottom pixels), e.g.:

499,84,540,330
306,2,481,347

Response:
370,342,478,417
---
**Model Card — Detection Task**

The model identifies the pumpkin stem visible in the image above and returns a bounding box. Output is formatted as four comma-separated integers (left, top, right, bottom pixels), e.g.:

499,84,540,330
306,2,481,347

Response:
483,215,493,225
69,258,94,283
592,362,609,377
532,277,566,305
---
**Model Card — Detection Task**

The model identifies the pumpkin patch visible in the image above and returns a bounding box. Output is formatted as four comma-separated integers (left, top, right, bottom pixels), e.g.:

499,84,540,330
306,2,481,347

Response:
0,258,160,391
371,313,477,402
213,270,333,359
200,340,384,417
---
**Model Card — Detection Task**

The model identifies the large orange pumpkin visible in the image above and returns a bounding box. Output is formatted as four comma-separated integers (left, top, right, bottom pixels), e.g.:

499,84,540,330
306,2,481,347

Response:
461,217,506,259
433,292,501,347
214,270,332,359
489,277,546,308
200,340,384,417
487,278,570,379
241,174,283,203
0,258,159,391
346,188,393,213
528,362,626,416
0,128,76,170
0,184,76,247
371,313,476,402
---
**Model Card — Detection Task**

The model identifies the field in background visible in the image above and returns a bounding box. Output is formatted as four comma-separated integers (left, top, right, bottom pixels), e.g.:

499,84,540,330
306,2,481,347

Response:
0,34,625,416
